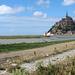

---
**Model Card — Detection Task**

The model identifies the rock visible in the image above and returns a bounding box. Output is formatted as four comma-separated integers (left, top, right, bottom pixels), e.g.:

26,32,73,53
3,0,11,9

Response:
11,64,17,67
6,59,10,63
0,70,6,75
46,54,49,57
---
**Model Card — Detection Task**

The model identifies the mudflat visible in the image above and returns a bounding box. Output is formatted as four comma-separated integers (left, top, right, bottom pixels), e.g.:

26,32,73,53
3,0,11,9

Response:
0,36,75,44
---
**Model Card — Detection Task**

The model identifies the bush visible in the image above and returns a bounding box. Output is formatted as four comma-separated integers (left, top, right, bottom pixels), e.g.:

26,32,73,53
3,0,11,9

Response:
0,65,6,70
7,65,20,73
36,61,43,68
32,58,75,75
12,69,29,75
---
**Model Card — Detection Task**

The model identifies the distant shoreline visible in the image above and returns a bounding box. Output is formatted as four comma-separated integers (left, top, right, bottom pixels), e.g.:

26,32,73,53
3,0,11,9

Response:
0,35,46,39
0,34,75,39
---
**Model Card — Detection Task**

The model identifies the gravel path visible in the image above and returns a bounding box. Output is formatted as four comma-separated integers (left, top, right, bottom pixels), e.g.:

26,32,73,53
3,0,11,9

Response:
21,49,75,73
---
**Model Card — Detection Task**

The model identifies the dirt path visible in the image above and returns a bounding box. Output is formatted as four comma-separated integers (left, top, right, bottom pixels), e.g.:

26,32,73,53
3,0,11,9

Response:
21,49,75,73
0,41,75,64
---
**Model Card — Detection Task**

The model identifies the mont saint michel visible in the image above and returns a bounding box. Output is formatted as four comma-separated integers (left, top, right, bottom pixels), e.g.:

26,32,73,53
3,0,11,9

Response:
0,0,75,75
44,12,75,36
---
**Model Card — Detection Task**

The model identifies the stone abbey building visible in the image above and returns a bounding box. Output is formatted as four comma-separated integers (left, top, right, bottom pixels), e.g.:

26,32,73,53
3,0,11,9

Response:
48,12,75,35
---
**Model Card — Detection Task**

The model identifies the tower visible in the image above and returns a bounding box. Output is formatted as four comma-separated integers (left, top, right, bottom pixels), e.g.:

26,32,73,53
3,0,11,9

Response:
66,11,68,17
66,11,68,25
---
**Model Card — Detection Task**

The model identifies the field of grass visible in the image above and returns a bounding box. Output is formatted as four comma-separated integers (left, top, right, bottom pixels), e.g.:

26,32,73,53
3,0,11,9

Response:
0,35,46,39
0,40,75,53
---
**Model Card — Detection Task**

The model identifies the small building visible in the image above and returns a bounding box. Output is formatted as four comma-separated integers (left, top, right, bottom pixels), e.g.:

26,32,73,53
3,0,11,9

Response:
56,30,63,35
44,32,53,36
67,31,75,35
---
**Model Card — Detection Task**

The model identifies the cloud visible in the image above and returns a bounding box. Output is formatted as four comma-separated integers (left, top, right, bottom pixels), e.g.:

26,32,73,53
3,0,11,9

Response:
26,6,34,11
73,11,75,14
0,16,63,35
33,11,43,16
33,11,47,18
43,13,47,18
36,0,50,8
0,16,62,26
62,0,75,6
0,15,65,27
0,5,25,15
37,0,44,5
37,0,50,5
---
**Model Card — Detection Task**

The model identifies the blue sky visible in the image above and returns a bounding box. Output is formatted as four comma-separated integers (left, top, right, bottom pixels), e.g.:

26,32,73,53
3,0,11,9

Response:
0,0,75,35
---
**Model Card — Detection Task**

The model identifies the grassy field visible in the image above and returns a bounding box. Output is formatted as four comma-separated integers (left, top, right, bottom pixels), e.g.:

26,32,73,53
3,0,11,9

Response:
0,35,47,39
0,40,75,53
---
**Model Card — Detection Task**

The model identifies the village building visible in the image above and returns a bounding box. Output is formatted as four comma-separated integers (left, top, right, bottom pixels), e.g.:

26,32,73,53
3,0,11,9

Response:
44,32,53,36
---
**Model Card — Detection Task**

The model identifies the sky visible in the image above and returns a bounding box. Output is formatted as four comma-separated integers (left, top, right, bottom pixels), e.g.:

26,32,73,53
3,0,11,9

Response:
0,0,75,36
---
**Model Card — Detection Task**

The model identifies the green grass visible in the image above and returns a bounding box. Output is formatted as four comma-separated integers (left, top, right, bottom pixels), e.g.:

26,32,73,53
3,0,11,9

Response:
0,35,47,39
0,40,75,53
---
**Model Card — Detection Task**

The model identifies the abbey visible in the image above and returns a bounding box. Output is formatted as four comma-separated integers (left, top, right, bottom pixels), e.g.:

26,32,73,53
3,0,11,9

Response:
48,12,75,35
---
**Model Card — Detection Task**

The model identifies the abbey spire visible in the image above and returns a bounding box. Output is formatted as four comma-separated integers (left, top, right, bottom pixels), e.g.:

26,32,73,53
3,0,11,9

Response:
66,11,68,17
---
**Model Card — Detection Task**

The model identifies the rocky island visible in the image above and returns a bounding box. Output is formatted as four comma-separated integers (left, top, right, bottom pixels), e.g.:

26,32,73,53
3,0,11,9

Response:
44,12,75,36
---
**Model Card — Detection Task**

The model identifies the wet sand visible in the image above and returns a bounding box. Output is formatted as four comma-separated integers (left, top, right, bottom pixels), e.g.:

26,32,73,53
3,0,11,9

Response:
0,36,75,44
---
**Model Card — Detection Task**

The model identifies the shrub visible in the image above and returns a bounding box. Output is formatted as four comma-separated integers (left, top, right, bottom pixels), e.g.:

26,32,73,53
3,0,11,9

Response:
12,69,29,75
7,65,20,73
36,61,43,68
32,58,75,75
0,65,6,70
22,59,30,63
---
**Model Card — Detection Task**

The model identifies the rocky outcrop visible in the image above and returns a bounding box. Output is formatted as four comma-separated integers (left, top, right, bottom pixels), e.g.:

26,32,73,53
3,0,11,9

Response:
48,12,75,35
